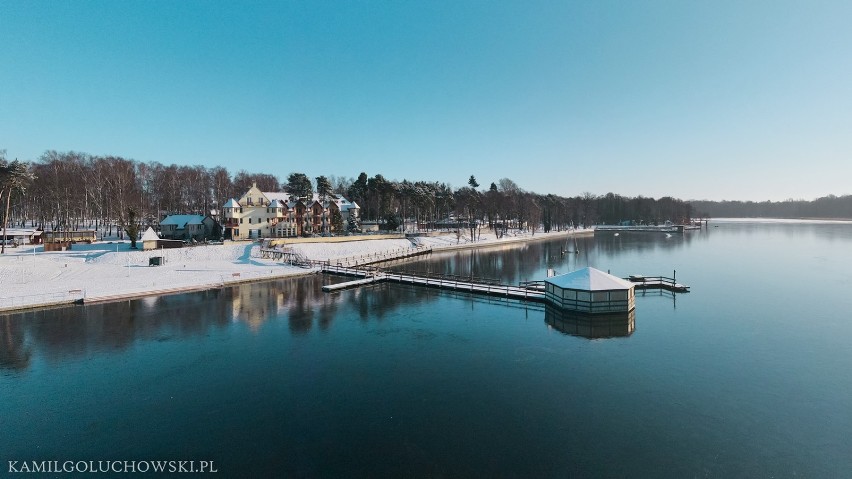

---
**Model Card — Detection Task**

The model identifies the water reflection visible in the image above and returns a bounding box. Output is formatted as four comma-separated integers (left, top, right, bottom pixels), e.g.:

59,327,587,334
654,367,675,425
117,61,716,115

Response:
0,317,32,371
392,232,704,284
592,230,702,254
713,220,852,242
544,305,635,339
1,290,233,368
0,273,461,371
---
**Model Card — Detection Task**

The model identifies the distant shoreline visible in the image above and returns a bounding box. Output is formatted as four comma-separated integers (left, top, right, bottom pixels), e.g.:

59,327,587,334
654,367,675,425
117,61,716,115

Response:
711,217,852,223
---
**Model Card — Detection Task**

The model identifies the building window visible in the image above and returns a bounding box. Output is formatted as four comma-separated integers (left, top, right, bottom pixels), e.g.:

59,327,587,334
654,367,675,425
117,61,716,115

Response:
240,218,243,224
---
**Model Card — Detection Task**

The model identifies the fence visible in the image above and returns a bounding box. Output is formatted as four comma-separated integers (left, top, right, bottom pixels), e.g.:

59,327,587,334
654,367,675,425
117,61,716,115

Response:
329,245,432,267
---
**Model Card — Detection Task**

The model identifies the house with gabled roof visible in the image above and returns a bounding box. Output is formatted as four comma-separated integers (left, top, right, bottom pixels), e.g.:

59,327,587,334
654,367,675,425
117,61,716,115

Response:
160,214,218,241
222,183,359,240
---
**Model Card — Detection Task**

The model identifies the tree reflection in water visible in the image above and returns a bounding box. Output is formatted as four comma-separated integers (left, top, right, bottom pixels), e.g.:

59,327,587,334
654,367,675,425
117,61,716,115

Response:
0,273,448,370
0,316,31,371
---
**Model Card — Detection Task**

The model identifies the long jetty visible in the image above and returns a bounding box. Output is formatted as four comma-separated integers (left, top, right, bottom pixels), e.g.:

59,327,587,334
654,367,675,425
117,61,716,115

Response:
321,264,546,301
322,265,690,301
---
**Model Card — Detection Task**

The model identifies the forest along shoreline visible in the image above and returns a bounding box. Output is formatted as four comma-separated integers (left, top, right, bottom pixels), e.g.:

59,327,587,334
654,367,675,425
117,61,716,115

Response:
0,229,591,314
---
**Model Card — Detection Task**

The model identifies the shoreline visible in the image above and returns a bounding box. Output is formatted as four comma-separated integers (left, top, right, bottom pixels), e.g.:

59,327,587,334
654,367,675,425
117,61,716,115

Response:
0,229,591,314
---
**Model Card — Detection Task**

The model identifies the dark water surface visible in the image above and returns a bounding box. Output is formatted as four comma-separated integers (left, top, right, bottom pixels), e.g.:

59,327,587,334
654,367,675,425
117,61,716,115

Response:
2,220,852,477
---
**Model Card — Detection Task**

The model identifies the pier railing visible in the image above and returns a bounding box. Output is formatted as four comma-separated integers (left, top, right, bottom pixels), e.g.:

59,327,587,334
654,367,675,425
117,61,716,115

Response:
380,271,544,301
331,245,432,267
390,269,503,286
321,264,546,301
518,280,546,290
626,275,689,292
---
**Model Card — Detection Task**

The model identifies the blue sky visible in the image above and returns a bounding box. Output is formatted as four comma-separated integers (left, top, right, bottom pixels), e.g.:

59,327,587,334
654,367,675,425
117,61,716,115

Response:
1,0,850,201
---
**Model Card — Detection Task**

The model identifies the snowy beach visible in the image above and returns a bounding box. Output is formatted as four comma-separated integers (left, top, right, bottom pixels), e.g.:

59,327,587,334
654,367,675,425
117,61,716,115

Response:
0,229,589,312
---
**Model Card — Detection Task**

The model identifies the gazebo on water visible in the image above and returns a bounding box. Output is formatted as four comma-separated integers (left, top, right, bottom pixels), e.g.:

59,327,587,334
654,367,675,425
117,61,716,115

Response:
544,267,636,314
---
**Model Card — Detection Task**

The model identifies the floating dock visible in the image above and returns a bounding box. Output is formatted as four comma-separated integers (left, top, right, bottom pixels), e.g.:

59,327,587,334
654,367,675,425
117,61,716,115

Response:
626,275,689,292
322,275,383,291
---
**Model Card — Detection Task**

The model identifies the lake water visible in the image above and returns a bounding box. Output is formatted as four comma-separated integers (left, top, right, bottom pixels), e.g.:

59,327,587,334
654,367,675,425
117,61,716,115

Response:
2,220,852,477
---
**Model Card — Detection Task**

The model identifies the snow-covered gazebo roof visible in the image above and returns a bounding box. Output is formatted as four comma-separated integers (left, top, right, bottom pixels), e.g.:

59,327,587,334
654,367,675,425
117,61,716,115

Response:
140,227,159,242
544,267,636,314
545,267,634,291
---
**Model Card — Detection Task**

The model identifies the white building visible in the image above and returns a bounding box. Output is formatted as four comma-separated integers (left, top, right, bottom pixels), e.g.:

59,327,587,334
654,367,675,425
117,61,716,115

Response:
222,184,359,240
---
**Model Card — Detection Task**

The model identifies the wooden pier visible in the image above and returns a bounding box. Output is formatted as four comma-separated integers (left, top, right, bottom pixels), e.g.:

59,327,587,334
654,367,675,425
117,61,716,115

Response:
321,265,546,301
322,274,383,291
321,265,689,304
626,275,689,292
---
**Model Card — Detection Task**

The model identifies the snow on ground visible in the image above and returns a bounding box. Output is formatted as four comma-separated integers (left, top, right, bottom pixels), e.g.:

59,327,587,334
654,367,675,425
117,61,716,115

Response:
0,229,587,311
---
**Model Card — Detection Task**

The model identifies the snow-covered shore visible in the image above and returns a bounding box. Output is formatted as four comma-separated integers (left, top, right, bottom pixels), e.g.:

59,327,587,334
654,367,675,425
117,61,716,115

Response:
0,229,589,312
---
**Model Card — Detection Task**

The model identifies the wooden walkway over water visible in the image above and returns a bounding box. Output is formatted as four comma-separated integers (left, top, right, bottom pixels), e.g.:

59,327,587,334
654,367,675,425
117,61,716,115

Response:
261,244,432,268
321,265,546,302
626,275,690,292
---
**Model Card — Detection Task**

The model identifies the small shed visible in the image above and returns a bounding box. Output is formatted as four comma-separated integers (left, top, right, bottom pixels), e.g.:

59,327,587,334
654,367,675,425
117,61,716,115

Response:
1,228,42,245
544,267,635,313
141,227,160,251
141,226,183,251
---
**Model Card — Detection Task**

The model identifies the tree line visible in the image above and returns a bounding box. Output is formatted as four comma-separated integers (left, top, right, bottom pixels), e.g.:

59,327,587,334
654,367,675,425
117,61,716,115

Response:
1,149,695,237
691,196,852,219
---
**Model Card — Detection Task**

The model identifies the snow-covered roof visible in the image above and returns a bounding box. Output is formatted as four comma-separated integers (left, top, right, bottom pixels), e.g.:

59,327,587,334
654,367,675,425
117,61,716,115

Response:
140,227,159,241
262,192,291,203
161,215,205,227
262,191,357,210
1,229,41,237
545,267,634,291
227,189,358,211
339,199,359,211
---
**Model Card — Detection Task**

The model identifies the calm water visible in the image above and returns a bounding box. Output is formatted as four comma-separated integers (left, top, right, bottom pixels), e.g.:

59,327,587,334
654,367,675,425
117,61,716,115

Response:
2,220,852,477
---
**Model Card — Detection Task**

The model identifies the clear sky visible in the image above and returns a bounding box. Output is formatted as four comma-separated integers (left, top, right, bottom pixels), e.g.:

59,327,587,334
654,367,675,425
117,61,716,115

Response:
1,0,850,201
